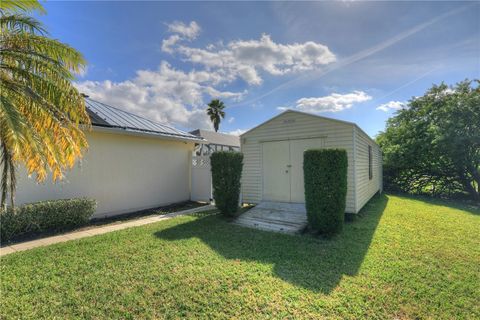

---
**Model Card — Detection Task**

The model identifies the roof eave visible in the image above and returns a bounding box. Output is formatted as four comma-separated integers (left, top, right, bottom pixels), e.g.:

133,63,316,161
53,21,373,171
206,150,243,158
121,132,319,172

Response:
240,109,379,147
89,125,206,143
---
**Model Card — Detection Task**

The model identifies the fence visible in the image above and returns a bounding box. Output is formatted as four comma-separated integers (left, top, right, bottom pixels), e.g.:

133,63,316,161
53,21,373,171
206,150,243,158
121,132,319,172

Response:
191,156,212,202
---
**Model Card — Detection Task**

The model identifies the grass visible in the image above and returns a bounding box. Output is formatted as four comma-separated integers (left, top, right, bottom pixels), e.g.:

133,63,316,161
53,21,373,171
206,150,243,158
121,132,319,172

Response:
1,194,479,319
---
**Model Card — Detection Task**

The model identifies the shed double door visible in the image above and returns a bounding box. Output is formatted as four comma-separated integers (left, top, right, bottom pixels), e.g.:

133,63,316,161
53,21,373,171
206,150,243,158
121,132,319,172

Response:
262,138,324,203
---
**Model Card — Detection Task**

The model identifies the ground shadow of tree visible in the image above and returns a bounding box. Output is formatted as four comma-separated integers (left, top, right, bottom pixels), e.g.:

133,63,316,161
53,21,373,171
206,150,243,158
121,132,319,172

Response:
390,193,479,215
155,194,388,293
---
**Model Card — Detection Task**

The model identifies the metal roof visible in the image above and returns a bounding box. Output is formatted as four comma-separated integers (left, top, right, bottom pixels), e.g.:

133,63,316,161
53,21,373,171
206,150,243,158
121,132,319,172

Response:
85,98,203,142
190,129,240,147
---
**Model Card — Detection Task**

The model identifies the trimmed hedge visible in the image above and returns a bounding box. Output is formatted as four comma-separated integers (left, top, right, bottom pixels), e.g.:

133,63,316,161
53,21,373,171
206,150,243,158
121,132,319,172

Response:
211,151,244,217
1,198,96,243
303,149,348,235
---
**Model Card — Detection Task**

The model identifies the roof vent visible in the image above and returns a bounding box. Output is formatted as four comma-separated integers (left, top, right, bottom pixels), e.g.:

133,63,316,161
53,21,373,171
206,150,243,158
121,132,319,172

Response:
81,93,89,98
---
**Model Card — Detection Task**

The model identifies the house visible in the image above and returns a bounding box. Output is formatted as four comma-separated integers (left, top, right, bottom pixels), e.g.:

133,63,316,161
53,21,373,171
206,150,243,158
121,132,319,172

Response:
240,110,382,214
189,129,240,155
15,98,205,218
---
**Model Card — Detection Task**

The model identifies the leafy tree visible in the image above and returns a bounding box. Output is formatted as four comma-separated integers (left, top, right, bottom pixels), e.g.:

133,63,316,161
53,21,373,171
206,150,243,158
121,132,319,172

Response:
0,1,90,209
377,80,480,201
206,99,225,132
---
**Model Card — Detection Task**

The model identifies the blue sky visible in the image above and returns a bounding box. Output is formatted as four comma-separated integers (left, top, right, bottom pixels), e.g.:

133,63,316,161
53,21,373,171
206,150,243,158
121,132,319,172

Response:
38,1,479,137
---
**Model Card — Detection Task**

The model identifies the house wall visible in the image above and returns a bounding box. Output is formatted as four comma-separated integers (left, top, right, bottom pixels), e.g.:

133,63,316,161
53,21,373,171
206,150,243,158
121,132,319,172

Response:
241,111,357,213
354,127,382,212
15,130,194,218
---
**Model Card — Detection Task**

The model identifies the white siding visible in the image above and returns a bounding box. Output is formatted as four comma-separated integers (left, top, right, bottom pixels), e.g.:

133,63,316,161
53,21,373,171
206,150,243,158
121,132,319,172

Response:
241,111,357,213
16,130,194,218
354,127,382,212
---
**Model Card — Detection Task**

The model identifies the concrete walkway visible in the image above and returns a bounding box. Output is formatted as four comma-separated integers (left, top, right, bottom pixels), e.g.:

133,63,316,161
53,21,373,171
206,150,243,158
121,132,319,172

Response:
0,204,215,257
234,201,308,234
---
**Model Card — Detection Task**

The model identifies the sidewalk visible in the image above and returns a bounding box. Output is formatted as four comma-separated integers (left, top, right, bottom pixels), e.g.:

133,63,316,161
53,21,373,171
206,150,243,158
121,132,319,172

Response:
0,204,216,257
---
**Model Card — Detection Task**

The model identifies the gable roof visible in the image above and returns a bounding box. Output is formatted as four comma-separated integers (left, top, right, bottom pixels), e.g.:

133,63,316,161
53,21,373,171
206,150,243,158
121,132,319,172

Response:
85,98,203,142
190,129,240,147
241,109,378,146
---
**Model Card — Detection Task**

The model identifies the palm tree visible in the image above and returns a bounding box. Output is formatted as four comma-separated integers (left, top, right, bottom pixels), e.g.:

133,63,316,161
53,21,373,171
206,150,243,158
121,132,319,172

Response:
0,1,90,209
206,99,225,132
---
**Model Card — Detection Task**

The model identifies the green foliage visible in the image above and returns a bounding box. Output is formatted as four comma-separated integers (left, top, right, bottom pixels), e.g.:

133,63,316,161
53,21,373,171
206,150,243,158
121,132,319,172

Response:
210,151,243,216
377,80,480,201
0,0,90,209
206,99,226,132
0,198,96,242
303,149,348,235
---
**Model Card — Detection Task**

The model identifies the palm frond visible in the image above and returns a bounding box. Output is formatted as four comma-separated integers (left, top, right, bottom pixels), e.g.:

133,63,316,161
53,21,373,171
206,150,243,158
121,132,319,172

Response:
0,10,90,208
0,0,45,14
0,14,46,34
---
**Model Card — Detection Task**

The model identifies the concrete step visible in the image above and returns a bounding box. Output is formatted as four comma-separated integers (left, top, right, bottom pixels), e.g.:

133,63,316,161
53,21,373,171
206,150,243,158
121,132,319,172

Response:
232,201,308,234
234,219,304,234
236,216,306,228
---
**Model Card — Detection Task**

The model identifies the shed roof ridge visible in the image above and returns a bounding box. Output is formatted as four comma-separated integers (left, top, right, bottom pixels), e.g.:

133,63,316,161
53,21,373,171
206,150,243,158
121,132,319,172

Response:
241,109,378,147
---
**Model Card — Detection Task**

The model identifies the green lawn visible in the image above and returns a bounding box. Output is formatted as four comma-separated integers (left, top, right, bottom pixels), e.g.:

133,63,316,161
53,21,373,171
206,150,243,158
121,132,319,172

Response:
1,194,479,319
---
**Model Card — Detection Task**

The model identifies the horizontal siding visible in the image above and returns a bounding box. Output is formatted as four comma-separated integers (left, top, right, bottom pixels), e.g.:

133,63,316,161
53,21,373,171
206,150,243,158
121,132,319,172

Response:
241,142,262,203
354,128,382,212
241,111,356,213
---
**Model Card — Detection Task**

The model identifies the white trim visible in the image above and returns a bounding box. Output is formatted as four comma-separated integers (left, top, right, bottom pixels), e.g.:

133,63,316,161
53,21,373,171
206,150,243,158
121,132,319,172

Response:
261,142,265,201
352,126,358,214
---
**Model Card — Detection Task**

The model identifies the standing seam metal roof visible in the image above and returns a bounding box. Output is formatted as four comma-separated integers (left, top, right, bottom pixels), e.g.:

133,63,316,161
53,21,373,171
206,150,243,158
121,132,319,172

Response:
85,98,203,141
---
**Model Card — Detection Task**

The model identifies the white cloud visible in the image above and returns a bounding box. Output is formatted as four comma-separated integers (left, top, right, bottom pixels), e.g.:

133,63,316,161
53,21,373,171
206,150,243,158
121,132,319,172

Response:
295,91,372,113
162,21,201,54
166,21,200,39
161,34,182,54
76,61,244,130
376,100,406,112
227,129,246,136
227,117,235,124
78,21,338,130
164,33,336,85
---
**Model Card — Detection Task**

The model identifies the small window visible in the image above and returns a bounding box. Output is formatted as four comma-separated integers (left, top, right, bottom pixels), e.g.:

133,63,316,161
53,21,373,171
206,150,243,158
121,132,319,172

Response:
368,145,373,180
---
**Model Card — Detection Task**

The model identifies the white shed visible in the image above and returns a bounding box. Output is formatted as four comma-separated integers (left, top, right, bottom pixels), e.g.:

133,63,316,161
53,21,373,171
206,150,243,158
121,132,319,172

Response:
240,110,382,214
15,98,204,219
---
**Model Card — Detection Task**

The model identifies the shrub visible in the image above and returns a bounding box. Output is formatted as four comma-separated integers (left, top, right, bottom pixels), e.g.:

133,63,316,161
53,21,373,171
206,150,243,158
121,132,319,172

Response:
0,198,96,243
303,149,348,236
211,151,244,217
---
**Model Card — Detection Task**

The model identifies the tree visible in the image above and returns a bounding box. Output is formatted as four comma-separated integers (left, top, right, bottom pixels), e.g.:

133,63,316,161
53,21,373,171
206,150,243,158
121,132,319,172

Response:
0,0,90,209
377,80,480,201
206,99,225,132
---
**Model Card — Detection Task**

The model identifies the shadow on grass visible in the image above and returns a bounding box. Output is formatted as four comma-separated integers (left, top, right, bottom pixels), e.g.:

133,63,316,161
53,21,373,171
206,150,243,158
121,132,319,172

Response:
155,194,388,293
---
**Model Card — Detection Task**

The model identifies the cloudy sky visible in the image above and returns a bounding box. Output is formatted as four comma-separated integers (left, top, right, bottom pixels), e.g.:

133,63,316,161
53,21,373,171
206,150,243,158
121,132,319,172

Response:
38,1,479,137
